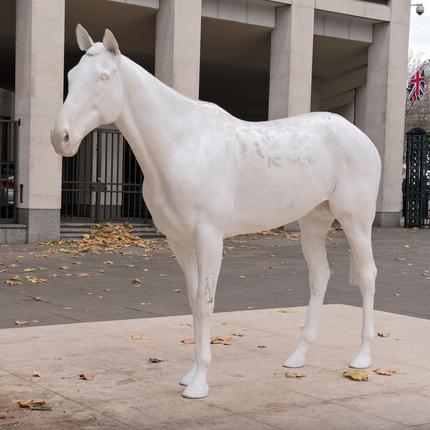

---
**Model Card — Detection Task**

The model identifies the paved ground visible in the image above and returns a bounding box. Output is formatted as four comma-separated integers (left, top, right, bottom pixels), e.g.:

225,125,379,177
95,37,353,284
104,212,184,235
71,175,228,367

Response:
0,304,429,429
0,227,428,329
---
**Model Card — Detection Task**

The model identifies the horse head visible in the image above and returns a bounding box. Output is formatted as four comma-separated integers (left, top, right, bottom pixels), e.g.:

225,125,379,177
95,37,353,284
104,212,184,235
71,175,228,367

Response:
51,24,123,156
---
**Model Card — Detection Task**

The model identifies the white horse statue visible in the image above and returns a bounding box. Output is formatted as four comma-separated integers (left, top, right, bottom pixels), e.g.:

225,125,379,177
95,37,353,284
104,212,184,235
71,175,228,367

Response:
51,25,381,399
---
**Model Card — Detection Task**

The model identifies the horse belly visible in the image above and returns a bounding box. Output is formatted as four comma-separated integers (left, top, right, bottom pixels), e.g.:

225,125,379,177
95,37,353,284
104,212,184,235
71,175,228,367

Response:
225,161,336,235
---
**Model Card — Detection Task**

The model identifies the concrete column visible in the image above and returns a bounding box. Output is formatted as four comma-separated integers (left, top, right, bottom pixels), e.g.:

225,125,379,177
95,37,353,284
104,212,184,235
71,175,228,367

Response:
15,0,64,242
364,1,410,227
268,0,315,119
354,83,367,132
155,0,201,99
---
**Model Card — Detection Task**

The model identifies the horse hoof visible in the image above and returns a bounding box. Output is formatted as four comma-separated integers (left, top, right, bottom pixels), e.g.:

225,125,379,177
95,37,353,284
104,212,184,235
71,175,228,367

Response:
349,354,371,369
182,383,209,399
283,352,306,368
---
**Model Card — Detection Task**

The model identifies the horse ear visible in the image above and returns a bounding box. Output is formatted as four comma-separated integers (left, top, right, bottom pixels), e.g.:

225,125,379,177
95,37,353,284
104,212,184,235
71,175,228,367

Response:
103,29,121,56
76,24,94,51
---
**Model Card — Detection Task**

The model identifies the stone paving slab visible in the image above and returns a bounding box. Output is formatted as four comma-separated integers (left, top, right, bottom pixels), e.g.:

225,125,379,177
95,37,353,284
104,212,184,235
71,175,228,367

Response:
0,304,429,429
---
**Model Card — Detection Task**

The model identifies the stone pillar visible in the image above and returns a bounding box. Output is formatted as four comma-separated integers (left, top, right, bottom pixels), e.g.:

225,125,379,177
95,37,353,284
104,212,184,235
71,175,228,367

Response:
155,0,201,99
364,1,410,227
354,84,367,132
15,0,64,242
269,0,315,119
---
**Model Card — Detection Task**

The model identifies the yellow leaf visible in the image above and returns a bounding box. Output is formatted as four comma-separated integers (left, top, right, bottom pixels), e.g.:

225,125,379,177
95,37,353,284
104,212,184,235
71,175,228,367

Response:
211,336,233,345
131,278,142,285
180,338,195,345
285,372,306,379
25,276,47,284
131,334,150,340
149,357,166,363
14,320,29,326
373,368,397,376
278,309,298,314
342,369,368,381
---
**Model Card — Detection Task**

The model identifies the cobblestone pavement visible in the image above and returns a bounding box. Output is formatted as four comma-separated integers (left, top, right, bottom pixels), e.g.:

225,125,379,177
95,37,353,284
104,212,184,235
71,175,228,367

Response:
0,227,428,329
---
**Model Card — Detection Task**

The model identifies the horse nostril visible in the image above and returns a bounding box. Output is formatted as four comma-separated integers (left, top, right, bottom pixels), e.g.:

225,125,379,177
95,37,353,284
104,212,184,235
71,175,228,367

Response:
64,131,70,143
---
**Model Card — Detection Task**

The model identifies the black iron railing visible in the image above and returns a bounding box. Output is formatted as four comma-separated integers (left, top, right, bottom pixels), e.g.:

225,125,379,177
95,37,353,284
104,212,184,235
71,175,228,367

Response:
404,128,430,228
61,128,151,223
0,119,19,221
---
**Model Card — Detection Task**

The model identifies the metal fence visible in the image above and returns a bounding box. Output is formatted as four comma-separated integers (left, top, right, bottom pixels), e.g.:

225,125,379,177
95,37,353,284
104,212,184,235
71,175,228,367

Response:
404,127,430,228
0,119,19,222
61,128,151,223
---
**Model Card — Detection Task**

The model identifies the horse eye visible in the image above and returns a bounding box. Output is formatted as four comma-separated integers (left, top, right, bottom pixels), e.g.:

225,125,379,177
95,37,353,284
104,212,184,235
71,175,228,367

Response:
100,73,110,81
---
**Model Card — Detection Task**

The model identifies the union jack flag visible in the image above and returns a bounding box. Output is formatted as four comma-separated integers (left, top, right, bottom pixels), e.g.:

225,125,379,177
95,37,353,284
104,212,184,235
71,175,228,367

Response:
407,65,426,102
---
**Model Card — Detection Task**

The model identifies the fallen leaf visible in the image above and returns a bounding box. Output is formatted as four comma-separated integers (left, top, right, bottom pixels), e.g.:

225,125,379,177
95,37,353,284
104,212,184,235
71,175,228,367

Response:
126,264,135,268
5,278,22,286
34,296,43,302
211,335,233,345
25,276,47,284
285,372,306,379
423,271,430,280
18,399,51,411
79,373,94,381
396,257,406,261
180,338,195,345
342,369,368,381
14,320,29,326
131,278,142,285
77,273,91,277
278,309,298,314
231,332,245,337
170,288,181,293
23,268,36,272
58,266,68,270
149,357,166,363
257,345,267,349
373,368,397,376
377,331,390,337
104,260,113,265
32,371,41,377
131,334,150,340
63,307,72,310
393,292,401,297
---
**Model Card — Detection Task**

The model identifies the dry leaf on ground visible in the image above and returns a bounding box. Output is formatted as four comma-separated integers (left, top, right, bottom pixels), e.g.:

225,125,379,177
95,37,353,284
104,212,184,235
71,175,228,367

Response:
25,276,47,284
5,278,22,286
285,372,306,379
79,373,94,381
149,357,166,363
211,336,233,345
131,334,150,340
278,309,298,314
23,268,36,272
170,289,181,293
231,332,245,337
377,331,390,337
32,371,41,378
131,278,142,285
180,338,195,345
342,369,368,381
18,399,51,411
14,320,29,326
373,368,397,376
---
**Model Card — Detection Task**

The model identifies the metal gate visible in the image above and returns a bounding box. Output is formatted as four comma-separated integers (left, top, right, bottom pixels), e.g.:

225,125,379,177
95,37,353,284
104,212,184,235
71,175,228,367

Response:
61,128,151,223
0,119,19,221
404,127,430,228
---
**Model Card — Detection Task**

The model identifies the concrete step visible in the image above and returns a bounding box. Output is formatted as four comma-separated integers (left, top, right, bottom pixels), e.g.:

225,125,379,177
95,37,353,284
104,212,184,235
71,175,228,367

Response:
60,222,164,240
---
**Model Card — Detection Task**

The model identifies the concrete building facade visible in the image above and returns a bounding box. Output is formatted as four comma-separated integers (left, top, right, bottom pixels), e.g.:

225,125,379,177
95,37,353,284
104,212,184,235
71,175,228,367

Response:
0,0,411,242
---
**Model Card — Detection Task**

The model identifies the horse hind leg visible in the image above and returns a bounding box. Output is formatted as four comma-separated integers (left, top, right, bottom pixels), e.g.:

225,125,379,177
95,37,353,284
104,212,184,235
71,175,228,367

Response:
284,202,334,368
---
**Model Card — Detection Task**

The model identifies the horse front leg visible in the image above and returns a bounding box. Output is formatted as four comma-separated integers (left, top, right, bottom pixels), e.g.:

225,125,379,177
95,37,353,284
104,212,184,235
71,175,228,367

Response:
181,225,223,399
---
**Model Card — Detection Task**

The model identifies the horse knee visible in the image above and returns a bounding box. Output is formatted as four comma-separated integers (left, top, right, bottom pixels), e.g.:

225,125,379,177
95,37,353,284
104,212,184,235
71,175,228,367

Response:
357,263,377,293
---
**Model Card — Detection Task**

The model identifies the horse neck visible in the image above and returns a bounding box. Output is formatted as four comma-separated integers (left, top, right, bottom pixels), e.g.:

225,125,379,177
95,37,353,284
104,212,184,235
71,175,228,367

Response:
115,56,200,178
